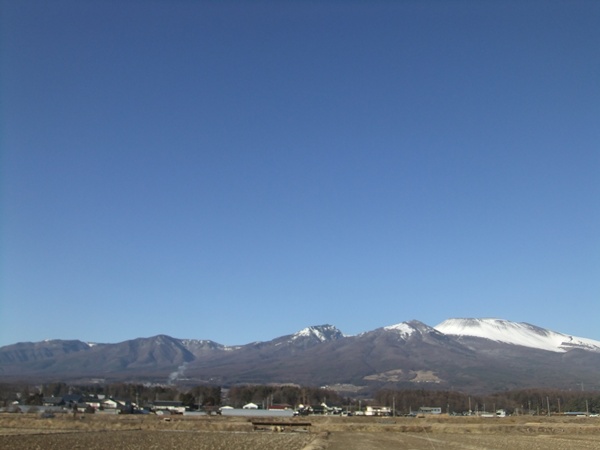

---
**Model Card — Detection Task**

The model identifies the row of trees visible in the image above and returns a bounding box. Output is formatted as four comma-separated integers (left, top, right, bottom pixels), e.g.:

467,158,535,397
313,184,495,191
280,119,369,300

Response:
374,388,600,415
226,384,344,408
1,382,598,414
0,382,183,407
179,386,222,408
0,382,343,409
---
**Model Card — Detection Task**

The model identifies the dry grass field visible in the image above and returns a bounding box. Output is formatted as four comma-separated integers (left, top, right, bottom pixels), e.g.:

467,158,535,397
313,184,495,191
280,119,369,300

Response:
1,413,599,449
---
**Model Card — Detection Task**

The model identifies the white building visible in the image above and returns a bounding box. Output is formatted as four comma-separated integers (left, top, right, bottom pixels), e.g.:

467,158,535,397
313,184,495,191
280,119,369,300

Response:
243,402,258,409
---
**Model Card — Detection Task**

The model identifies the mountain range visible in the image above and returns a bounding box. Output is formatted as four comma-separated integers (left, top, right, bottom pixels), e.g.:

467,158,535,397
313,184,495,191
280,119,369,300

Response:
1,318,599,395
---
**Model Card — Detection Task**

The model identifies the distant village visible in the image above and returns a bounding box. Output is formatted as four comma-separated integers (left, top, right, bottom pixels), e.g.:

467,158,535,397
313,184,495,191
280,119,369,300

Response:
3,393,488,418
1,382,598,418
2,390,437,418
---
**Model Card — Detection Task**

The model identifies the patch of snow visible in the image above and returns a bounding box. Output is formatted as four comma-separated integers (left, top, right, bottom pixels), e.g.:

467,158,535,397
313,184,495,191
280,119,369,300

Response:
293,326,327,342
383,322,416,339
181,339,213,346
291,325,343,342
435,318,600,353
180,339,236,351
222,346,238,351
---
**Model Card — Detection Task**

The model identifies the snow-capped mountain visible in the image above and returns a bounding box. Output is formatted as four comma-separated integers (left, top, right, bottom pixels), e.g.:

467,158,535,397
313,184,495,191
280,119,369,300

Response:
435,318,600,353
291,325,345,343
2,318,600,394
383,321,419,339
382,320,449,341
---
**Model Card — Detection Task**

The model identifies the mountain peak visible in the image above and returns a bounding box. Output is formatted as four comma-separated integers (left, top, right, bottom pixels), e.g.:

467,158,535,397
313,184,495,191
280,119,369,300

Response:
383,320,439,338
383,321,418,338
435,318,600,353
291,325,344,342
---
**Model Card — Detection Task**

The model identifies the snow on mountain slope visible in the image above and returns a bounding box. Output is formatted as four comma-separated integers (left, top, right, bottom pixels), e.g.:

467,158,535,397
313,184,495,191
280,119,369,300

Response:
382,320,442,339
291,325,344,342
383,322,417,338
435,318,600,353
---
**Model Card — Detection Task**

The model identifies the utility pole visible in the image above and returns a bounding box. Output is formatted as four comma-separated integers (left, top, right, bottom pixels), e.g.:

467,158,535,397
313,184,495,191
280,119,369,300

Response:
546,396,550,416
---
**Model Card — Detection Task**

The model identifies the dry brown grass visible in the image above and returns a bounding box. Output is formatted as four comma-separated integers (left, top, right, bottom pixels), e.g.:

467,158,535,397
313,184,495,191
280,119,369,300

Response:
1,413,600,449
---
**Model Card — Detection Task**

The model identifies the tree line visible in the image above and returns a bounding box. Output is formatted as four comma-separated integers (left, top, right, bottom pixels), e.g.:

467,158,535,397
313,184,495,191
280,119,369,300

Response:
0,382,343,409
374,388,600,414
1,382,598,414
0,382,186,407
226,384,344,408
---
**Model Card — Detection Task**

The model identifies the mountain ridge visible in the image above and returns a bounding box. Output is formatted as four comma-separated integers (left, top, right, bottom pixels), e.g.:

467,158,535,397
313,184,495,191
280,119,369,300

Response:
1,318,599,394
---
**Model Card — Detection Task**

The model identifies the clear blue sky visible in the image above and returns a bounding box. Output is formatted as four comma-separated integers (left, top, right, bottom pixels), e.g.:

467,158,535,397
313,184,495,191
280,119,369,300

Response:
1,0,599,347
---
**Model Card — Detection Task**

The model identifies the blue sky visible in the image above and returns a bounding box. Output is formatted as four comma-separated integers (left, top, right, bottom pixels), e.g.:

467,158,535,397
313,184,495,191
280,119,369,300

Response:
1,0,599,347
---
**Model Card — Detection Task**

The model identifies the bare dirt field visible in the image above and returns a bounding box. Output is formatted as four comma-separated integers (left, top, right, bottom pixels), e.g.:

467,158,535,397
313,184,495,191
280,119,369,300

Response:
1,413,599,449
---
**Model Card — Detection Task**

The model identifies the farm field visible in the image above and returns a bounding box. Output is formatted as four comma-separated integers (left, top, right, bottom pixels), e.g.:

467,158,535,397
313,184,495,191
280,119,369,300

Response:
1,413,600,449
